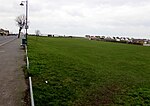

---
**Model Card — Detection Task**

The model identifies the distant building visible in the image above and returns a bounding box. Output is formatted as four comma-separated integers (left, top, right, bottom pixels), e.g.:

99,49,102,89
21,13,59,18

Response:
132,39,146,45
85,35,90,38
48,34,53,37
0,28,9,36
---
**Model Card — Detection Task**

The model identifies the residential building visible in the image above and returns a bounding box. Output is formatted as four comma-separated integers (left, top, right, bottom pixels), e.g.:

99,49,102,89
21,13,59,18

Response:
0,28,9,36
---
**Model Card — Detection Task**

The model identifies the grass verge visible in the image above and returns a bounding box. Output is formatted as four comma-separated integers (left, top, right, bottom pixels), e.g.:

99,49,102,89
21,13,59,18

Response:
28,36,150,106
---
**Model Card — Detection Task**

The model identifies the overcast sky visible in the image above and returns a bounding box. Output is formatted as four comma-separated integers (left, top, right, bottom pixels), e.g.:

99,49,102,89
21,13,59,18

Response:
0,0,150,38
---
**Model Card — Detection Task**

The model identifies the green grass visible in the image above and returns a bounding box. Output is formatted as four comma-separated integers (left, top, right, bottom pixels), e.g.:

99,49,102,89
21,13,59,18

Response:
28,36,150,106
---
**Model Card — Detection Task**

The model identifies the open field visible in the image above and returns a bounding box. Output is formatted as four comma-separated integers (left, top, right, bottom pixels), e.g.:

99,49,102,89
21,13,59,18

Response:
28,36,150,106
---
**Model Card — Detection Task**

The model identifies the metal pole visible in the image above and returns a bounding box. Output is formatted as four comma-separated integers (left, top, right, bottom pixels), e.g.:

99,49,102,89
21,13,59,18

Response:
26,0,28,45
29,77,35,106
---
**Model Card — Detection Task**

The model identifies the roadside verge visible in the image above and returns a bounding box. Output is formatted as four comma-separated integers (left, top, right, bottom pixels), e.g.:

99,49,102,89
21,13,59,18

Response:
25,45,35,106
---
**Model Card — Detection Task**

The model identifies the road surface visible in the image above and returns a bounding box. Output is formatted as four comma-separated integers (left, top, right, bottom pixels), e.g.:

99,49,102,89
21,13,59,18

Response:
0,36,28,106
0,36,17,45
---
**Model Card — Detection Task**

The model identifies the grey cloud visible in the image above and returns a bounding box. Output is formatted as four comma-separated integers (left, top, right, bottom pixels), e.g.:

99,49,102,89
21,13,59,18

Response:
0,0,150,38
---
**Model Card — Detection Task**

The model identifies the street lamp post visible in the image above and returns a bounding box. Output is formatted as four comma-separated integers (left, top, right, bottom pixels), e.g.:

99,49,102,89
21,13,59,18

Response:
20,0,28,45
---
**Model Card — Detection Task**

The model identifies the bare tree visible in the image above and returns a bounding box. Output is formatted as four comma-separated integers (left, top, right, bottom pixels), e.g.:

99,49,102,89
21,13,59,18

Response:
35,30,41,36
15,15,25,38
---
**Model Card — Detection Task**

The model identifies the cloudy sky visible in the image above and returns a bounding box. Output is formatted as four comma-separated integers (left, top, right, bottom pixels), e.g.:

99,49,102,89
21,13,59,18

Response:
0,0,150,38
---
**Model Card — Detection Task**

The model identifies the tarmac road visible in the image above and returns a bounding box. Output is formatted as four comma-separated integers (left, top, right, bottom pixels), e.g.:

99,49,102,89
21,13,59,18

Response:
0,37,27,106
0,36,17,45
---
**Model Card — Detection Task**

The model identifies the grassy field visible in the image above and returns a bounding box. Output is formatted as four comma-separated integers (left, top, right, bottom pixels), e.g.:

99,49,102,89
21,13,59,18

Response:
28,36,150,106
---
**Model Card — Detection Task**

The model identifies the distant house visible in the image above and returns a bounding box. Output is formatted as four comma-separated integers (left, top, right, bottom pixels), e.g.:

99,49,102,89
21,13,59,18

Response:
85,35,90,38
101,36,105,39
132,39,147,45
48,34,53,37
116,39,120,42
0,28,9,36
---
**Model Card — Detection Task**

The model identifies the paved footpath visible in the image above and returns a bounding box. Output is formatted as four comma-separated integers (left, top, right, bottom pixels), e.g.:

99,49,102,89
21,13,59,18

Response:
0,38,27,106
